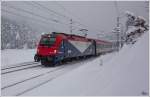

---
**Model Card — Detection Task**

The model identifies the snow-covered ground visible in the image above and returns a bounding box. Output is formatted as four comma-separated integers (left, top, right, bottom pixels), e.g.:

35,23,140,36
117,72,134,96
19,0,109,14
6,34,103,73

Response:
1,49,36,68
1,56,96,96
22,32,149,96
1,32,148,96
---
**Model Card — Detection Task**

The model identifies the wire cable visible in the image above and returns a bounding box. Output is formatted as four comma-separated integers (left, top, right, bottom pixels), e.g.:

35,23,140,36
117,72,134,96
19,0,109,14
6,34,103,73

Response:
3,3,67,25
2,9,57,31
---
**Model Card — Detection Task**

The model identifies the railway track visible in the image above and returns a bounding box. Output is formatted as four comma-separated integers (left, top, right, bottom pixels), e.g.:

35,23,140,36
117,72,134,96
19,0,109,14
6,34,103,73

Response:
15,66,66,96
2,62,38,70
1,64,72,96
1,62,41,74
2,57,96,96
1,66,65,90
16,74,59,96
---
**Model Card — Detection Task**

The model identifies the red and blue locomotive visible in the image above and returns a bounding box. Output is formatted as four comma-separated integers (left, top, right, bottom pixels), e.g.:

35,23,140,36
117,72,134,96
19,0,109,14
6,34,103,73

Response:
34,32,117,66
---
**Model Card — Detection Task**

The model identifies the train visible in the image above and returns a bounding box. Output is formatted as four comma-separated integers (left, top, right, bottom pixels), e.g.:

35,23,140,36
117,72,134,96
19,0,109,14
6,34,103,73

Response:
34,32,118,66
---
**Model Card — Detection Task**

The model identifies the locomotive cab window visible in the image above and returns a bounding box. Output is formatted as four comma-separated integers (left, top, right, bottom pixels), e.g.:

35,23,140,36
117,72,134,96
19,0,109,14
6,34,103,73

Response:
40,37,56,46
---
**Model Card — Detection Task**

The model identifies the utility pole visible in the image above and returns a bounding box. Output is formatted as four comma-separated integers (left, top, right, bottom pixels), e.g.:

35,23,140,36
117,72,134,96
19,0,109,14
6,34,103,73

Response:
70,19,73,34
117,17,120,51
114,1,121,51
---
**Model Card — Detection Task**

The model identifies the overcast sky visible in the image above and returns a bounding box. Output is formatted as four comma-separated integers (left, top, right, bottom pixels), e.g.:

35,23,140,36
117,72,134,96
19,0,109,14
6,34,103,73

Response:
1,1,149,40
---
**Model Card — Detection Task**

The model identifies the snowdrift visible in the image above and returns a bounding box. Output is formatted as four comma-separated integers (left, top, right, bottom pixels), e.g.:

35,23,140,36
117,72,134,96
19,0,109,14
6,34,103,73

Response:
23,32,149,96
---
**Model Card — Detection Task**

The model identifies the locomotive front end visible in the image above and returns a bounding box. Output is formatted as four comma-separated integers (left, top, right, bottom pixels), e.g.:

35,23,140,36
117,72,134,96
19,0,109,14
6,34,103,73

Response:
34,33,61,66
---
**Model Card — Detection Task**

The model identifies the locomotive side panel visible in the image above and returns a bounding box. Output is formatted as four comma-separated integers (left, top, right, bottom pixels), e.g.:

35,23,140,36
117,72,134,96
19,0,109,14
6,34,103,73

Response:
82,41,95,56
62,39,94,58
63,39,81,58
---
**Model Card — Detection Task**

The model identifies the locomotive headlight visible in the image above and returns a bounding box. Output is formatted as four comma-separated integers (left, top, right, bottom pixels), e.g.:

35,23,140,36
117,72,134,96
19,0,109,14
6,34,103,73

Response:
54,50,57,53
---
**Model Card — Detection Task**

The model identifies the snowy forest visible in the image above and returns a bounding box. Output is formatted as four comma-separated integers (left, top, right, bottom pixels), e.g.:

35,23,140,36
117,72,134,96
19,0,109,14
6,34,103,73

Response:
1,17,38,49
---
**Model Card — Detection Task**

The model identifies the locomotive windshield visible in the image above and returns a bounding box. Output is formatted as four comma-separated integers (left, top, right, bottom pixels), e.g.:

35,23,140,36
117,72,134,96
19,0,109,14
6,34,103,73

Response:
40,37,56,46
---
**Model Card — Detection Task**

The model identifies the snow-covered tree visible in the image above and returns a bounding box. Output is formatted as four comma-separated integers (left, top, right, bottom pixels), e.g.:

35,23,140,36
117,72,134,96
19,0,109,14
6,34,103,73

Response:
1,17,38,49
125,11,136,31
124,11,148,44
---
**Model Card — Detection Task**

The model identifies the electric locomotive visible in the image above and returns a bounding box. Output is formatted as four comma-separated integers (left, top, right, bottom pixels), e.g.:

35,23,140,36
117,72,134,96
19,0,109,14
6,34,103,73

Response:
34,32,116,66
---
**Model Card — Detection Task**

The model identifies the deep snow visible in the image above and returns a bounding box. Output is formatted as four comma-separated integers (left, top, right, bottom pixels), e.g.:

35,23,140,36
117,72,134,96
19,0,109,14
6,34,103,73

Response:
1,49,36,68
22,32,149,96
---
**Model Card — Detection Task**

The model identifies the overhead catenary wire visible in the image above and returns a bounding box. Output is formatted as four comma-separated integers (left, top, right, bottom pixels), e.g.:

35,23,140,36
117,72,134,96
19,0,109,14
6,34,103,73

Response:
31,1,93,31
2,2,90,34
29,1,84,32
3,3,60,23
54,1,109,34
22,1,80,30
1,9,58,32
2,3,75,27
3,1,125,36
54,1,88,27
4,3,83,31
23,1,69,24
23,1,55,17
32,1,71,20
55,2,86,25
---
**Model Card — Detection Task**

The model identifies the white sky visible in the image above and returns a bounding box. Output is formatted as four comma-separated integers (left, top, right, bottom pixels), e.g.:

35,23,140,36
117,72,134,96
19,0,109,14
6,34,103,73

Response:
1,1,149,40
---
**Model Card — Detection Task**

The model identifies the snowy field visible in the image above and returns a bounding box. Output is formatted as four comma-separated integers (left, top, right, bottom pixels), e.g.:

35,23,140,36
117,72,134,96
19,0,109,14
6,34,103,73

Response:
1,49,36,68
1,54,96,96
1,33,149,96
22,32,149,96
